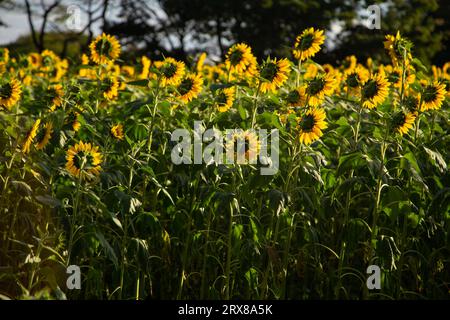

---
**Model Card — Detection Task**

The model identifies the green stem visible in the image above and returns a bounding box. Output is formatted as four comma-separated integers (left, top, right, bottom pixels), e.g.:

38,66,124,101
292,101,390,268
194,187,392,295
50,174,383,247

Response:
251,82,262,129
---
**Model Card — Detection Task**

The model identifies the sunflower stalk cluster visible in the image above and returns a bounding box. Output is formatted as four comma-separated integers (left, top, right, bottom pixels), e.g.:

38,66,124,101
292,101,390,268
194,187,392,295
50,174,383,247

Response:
0,29,449,300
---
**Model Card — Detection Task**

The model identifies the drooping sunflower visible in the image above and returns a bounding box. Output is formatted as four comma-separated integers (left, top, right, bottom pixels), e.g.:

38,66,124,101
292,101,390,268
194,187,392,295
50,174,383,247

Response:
293,28,325,61
66,141,103,178
404,91,421,113
258,58,291,93
391,111,416,136
215,86,235,112
89,33,121,64
383,65,415,90
157,57,186,87
361,73,389,109
285,86,307,107
225,43,255,75
297,108,328,145
420,81,447,111
342,55,357,73
225,129,260,164
0,78,22,111
35,122,53,150
384,31,412,66
48,84,64,111
22,119,41,154
176,73,203,103
111,124,124,140
306,73,336,107
102,76,120,100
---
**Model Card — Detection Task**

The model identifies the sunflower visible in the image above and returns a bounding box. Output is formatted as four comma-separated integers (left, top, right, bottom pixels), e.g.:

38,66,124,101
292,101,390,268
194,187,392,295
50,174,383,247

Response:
176,73,203,103
361,73,389,109
138,56,151,79
48,84,64,111
121,66,135,78
285,86,307,107
65,111,81,132
343,65,369,95
196,52,207,73
40,50,60,73
215,86,235,112
111,124,124,140
297,108,328,145
383,65,415,89
258,58,291,93
304,63,319,80
22,119,41,154
420,81,447,111
342,55,357,73
391,111,416,136
384,31,412,66
442,62,450,80
226,129,260,164
157,57,186,87
27,53,42,69
225,43,255,75
0,78,22,111
306,73,336,107
66,141,103,178
293,28,325,61
89,33,121,64
0,48,9,64
102,76,120,100
35,122,53,150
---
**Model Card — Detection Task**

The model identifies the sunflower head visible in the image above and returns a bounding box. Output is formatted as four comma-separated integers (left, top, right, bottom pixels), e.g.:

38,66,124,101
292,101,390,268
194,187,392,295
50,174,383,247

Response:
176,73,203,103
215,86,235,112
384,31,413,66
35,122,53,150
22,119,41,154
102,76,120,100
226,43,256,75
420,81,447,111
286,86,307,107
158,57,186,87
361,73,389,109
66,141,103,179
259,58,291,93
0,78,22,111
89,33,121,64
111,124,124,140
297,108,328,145
391,111,416,136
226,130,260,164
306,73,336,107
293,28,325,61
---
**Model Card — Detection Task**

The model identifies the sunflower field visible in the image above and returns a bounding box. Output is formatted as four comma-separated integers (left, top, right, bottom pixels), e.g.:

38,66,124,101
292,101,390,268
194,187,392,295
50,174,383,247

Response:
0,28,449,300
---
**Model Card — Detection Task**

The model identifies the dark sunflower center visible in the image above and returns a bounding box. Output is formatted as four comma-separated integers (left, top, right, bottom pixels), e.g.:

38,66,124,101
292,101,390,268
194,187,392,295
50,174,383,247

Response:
362,80,378,99
73,151,94,170
0,83,12,99
35,128,46,143
229,49,244,66
178,78,194,95
299,34,314,50
216,92,227,105
95,39,112,56
286,90,301,104
422,85,437,102
391,112,406,129
346,74,360,88
307,78,326,95
300,114,315,132
260,62,278,82
161,63,177,78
